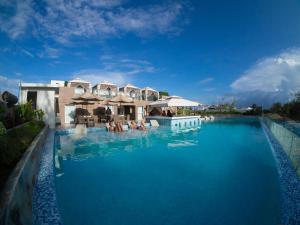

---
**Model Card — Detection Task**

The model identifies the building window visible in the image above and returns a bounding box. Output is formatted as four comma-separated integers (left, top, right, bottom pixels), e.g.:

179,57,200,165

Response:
107,87,111,97
55,97,59,114
129,90,136,98
149,93,157,101
27,91,37,109
75,85,85,95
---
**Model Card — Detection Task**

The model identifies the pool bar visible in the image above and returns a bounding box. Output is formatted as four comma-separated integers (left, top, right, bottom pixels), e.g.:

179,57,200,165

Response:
145,116,201,129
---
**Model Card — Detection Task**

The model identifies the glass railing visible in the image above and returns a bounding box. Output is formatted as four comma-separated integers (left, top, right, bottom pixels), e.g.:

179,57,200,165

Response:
262,117,300,177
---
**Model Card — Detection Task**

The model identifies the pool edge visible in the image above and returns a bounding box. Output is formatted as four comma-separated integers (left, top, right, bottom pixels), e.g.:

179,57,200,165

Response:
260,119,300,225
32,129,63,225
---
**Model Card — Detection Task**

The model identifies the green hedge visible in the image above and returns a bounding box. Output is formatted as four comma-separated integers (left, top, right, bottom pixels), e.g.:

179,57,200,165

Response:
0,120,45,191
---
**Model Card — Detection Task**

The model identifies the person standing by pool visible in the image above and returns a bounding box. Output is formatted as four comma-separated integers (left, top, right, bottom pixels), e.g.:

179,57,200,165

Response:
106,107,112,122
162,110,166,116
167,110,173,117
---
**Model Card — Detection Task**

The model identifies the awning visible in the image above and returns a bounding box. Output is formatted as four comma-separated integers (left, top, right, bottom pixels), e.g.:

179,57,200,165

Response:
149,96,199,107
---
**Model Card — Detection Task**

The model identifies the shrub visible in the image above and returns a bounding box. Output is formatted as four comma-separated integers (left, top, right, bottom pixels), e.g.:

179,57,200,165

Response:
34,109,45,121
0,105,4,114
0,120,45,190
159,91,169,97
268,91,300,121
243,104,262,116
15,101,35,123
0,122,6,135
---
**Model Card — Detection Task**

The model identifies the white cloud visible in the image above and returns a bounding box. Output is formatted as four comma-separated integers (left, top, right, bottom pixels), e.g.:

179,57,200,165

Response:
72,70,128,86
21,48,34,58
0,0,33,39
89,0,123,8
202,88,215,92
38,45,61,59
230,48,300,107
108,2,184,36
0,75,21,95
198,77,214,85
0,0,187,43
101,56,155,75
72,56,156,86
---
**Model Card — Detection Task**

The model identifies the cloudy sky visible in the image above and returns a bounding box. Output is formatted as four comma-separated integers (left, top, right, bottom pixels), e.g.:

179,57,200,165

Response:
1,0,300,107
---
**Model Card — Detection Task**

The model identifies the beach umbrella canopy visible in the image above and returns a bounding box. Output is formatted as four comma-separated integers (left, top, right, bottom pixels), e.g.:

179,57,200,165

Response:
104,95,134,106
70,100,95,110
70,101,95,105
149,96,199,107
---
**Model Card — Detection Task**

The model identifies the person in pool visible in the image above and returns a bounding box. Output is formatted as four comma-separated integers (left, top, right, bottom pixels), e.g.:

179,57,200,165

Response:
139,119,147,131
130,120,138,129
114,121,124,132
107,121,115,132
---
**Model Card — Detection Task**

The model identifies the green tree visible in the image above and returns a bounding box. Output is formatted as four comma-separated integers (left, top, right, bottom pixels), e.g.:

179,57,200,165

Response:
270,102,282,114
159,91,169,97
294,91,300,102
34,109,45,121
16,101,35,122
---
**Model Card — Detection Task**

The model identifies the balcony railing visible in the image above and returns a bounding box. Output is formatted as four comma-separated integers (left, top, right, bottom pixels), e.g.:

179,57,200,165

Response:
147,95,158,101
126,93,141,100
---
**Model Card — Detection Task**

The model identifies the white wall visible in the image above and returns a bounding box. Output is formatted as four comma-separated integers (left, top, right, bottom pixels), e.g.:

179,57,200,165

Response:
19,88,56,128
50,80,65,87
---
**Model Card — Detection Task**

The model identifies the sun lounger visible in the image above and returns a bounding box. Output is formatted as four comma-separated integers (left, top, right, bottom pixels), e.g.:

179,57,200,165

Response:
150,120,159,127
122,125,129,131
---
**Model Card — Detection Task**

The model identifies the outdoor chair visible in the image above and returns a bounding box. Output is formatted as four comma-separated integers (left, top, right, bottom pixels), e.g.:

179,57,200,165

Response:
87,118,95,127
77,116,87,124
150,120,159,127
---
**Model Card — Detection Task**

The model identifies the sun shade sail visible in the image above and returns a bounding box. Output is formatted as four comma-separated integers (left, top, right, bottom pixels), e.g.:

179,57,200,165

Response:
149,96,199,107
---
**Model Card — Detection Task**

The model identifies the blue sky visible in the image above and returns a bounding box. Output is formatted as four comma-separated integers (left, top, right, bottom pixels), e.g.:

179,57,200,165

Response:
1,0,300,107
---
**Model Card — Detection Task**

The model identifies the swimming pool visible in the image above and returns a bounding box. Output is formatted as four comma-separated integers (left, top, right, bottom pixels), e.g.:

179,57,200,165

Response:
54,117,281,225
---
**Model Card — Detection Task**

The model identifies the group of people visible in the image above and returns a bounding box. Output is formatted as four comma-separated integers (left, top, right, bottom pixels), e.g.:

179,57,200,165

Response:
161,110,173,117
129,120,147,131
107,121,123,132
106,119,147,132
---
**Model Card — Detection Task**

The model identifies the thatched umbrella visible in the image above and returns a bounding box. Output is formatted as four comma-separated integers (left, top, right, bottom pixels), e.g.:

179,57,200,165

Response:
71,93,102,113
104,95,134,106
69,101,95,114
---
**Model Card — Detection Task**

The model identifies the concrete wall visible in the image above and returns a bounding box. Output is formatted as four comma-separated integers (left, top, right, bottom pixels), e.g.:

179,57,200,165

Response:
58,87,75,127
0,125,49,225
19,88,56,128
37,90,55,128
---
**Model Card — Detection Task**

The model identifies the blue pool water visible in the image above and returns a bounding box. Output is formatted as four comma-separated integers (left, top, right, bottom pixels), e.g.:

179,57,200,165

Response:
54,117,281,225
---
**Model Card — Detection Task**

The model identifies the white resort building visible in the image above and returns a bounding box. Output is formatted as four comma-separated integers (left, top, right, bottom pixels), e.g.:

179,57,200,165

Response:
19,79,161,128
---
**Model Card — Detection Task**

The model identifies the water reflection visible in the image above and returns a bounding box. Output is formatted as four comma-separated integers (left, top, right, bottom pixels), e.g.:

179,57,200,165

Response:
54,127,201,175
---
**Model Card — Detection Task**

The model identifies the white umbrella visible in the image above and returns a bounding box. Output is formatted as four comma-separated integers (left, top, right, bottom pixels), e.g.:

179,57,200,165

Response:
149,96,199,107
